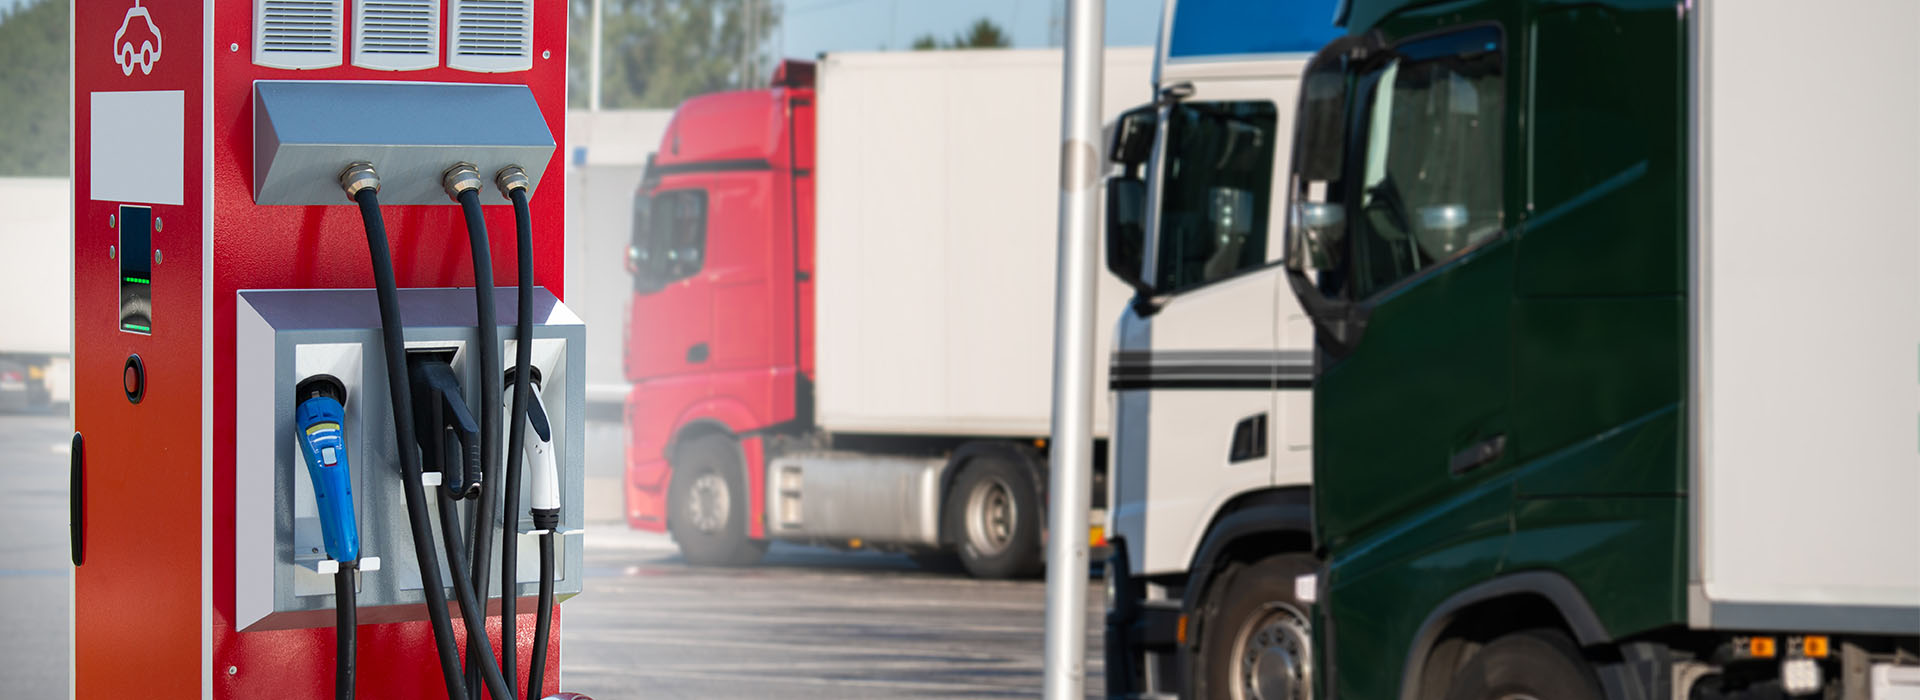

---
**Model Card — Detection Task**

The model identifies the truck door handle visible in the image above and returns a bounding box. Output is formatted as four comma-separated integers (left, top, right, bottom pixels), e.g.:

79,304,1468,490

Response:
687,343,709,364
1449,434,1505,476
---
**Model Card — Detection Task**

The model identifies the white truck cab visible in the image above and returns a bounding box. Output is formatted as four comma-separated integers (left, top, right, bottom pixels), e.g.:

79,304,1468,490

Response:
1101,1,1342,698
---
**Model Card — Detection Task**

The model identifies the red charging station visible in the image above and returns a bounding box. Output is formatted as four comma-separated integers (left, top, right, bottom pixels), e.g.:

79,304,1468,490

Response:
73,1,571,697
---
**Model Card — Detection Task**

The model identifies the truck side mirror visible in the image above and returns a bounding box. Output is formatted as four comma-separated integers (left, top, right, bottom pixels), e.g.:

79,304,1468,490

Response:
1105,175,1152,297
1109,108,1156,168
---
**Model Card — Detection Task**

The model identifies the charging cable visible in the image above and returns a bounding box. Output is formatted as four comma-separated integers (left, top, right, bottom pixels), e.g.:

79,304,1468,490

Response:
496,164,536,695
445,162,509,697
340,162,469,698
506,367,562,699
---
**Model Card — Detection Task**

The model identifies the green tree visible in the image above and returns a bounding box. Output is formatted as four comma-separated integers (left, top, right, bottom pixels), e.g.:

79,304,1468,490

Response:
0,0,71,175
572,0,782,109
912,17,1012,51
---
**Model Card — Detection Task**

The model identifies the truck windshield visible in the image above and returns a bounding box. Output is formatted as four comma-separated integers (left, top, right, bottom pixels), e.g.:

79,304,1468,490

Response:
1348,28,1505,298
1155,100,1279,293
630,188,708,292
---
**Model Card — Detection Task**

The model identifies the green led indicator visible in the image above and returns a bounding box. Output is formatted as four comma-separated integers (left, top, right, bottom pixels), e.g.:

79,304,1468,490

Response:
123,276,150,284
122,323,151,332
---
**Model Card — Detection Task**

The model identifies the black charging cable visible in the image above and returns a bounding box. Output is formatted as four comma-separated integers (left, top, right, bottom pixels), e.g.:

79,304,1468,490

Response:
435,486,520,700
412,352,518,700
340,162,469,699
530,530,555,699
334,565,356,699
496,165,536,695
445,163,509,697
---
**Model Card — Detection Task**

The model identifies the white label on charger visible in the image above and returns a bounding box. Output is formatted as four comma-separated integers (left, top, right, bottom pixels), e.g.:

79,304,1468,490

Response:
89,90,184,206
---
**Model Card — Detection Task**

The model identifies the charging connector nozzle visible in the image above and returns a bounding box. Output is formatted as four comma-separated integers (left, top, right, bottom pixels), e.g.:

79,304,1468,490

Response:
294,374,360,564
408,356,482,500
504,366,560,532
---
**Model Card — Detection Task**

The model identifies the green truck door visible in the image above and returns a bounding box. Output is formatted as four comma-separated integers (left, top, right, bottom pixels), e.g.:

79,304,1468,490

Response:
1312,25,1519,700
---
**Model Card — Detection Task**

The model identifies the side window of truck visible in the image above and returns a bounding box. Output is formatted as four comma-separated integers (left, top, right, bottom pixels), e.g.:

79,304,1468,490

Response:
1349,27,1505,298
632,188,708,290
1155,100,1279,294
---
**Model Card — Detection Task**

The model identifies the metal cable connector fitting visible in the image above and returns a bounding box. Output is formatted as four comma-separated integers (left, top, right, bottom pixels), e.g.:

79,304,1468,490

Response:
340,162,380,201
494,166,531,198
442,162,483,200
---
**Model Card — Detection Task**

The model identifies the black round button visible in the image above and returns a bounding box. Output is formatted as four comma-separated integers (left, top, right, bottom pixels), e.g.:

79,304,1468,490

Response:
123,354,144,404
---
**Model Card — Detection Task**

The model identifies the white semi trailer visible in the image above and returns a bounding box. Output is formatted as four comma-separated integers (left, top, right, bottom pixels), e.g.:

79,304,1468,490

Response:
0,177,74,410
622,48,1152,578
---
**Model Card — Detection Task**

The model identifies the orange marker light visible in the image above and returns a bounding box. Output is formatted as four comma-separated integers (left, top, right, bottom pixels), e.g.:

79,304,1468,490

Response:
1750,636,1777,658
1801,635,1829,658
1089,525,1106,548
1176,614,1189,646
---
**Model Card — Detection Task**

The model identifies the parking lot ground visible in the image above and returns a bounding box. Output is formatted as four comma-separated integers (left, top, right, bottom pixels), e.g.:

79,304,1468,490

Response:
0,412,73,699
564,527,1106,699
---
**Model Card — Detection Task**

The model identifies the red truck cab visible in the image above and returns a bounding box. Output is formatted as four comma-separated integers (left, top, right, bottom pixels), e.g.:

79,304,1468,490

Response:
623,62,816,549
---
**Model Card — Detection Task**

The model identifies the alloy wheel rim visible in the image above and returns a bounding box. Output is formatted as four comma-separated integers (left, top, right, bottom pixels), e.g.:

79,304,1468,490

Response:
686,472,730,534
964,476,1016,555
1230,601,1312,700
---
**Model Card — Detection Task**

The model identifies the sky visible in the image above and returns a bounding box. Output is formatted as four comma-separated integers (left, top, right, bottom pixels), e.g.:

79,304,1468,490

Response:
778,0,1165,57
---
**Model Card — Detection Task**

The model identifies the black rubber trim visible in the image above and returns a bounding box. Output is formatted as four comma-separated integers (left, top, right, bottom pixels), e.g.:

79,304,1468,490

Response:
69,432,82,566
1104,539,1141,697
1396,570,1613,700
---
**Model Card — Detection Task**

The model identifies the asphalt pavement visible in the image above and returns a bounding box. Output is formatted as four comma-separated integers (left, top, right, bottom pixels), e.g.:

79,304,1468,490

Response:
0,411,72,698
566,528,1104,699
0,412,1103,698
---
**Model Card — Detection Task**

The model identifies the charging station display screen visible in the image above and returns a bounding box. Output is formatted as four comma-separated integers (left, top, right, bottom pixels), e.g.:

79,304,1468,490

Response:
119,205,152,334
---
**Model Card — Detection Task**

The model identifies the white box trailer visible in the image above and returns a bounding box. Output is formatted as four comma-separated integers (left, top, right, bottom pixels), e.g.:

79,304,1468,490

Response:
813,48,1152,439
0,177,75,407
1691,0,1920,633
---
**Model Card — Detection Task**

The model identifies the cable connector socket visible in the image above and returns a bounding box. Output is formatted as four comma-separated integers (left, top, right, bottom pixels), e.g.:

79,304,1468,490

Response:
339,162,380,201
442,162,483,200
494,165,531,199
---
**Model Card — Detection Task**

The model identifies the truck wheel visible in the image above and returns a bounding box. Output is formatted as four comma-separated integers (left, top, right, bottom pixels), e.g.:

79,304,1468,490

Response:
667,434,767,566
945,456,1042,579
1193,553,1315,700
1442,629,1601,700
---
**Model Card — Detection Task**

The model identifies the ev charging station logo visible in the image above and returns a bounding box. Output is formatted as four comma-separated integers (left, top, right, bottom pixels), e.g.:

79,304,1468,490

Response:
112,0,163,76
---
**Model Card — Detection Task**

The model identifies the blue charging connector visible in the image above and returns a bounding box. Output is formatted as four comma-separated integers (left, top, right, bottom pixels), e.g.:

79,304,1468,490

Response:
296,374,359,564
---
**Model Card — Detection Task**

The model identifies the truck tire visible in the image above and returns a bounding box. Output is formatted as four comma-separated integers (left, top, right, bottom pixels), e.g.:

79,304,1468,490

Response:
1442,629,1601,700
945,455,1042,579
1193,553,1315,700
667,434,767,566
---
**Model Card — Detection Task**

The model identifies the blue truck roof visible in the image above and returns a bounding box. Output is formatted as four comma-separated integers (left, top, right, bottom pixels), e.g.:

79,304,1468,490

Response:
1166,0,1346,59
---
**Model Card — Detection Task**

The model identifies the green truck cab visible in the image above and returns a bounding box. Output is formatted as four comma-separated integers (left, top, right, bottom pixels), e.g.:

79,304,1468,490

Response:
1281,1,1920,698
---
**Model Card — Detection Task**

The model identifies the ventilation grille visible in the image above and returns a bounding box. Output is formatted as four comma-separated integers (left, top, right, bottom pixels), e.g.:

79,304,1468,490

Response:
253,0,342,69
449,0,534,73
353,0,439,70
